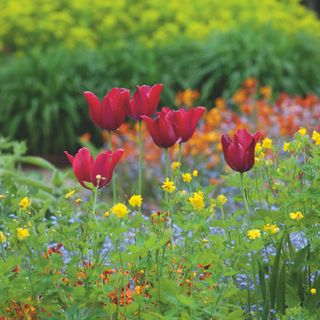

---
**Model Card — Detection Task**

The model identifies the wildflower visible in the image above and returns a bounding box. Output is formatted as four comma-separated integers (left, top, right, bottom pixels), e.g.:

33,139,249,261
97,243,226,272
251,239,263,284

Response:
19,197,31,210
202,238,209,244
263,224,279,234
298,127,307,136
129,195,143,208
247,229,261,240
255,143,262,153
312,131,320,145
221,128,261,173
0,194,6,200
217,194,227,206
310,288,317,295
192,170,198,177
262,138,272,149
0,231,5,243
182,173,192,183
290,211,304,220
111,203,128,218
162,178,176,193
65,189,75,199
189,191,205,211
283,142,290,152
104,211,110,217
75,198,82,204
171,161,181,170
17,228,30,241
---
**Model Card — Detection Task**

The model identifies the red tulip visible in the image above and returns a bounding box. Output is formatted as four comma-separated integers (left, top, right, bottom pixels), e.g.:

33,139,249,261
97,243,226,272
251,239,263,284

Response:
83,88,130,131
128,84,163,120
141,107,180,148
173,107,206,143
64,147,124,189
221,128,261,172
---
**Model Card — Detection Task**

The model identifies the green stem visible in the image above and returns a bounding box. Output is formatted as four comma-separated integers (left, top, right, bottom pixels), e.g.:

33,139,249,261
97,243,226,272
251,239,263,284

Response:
240,172,250,225
107,131,117,203
165,148,169,178
138,121,143,195
178,143,182,164
92,188,98,217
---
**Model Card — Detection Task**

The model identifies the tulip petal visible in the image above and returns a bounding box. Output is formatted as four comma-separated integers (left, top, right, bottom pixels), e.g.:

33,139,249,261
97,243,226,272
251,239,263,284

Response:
72,148,94,188
64,151,74,165
83,91,102,128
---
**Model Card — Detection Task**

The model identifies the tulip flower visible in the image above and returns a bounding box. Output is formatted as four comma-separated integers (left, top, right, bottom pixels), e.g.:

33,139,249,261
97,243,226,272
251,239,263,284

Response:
221,128,261,173
128,84,163,120
173,107,206,143
83,88,130,131
64,147,124,189
141,107,180,149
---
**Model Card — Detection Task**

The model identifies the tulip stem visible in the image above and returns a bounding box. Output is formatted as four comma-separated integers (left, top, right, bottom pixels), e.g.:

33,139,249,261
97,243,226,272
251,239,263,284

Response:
92,188,98,217
240,172,250,225
138,121,143,196
108,131,117,203
165,148,169,179
178,143,182,164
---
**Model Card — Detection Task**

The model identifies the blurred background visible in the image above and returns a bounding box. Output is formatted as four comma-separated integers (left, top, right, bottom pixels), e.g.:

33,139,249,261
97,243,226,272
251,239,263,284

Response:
0,0,320,156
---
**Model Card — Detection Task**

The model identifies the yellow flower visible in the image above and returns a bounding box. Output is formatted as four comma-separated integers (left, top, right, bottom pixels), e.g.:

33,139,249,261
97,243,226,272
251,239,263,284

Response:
188,191,205,211
255,142,262,153
0,231,5,243
129,195,143,208
263,224,279,234
290,211,304,220
104,210,110,217
283,142,290,152
0,194,6,200
247,229,261,240
162,178,176,193
19,197,31,210
192,170,198,177
65,189,75,199
111,203,128,218
310,288,317,295
202,238,209,244
217,194,227,206
171,161,181,171
17,228,30,241
262,138,272,149
75,198,82,204
312,131,320,145
182,173,192,183
298,127,307,136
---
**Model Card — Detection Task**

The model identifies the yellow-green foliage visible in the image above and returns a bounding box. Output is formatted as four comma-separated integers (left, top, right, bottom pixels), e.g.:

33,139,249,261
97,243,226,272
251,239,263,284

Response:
1,0,320,52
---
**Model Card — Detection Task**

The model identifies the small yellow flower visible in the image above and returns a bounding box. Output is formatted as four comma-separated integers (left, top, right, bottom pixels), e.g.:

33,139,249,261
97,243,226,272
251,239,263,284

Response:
0,194,6,200
255,142,262,153
65,189,75,199
283,142,290,152
263,224,279,234
192,170,198,177
19,197,31,210
182,173,192,183
310,288,317,295
188,191,205,211
171,161,181,171
129,195,143,208
111,203,128,218
104,210,110,217
202,238,209,244
216,194,227,206
298,127,307,136
312,131,320,145
247,229,261,240
75,198,82,204
17,228,30,241
0,231,5,243
262,138,272,149
290,211,304,220
162,178,176,193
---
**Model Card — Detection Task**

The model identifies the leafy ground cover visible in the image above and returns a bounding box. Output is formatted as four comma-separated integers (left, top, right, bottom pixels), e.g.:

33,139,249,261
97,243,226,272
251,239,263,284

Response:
0,82,320,319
